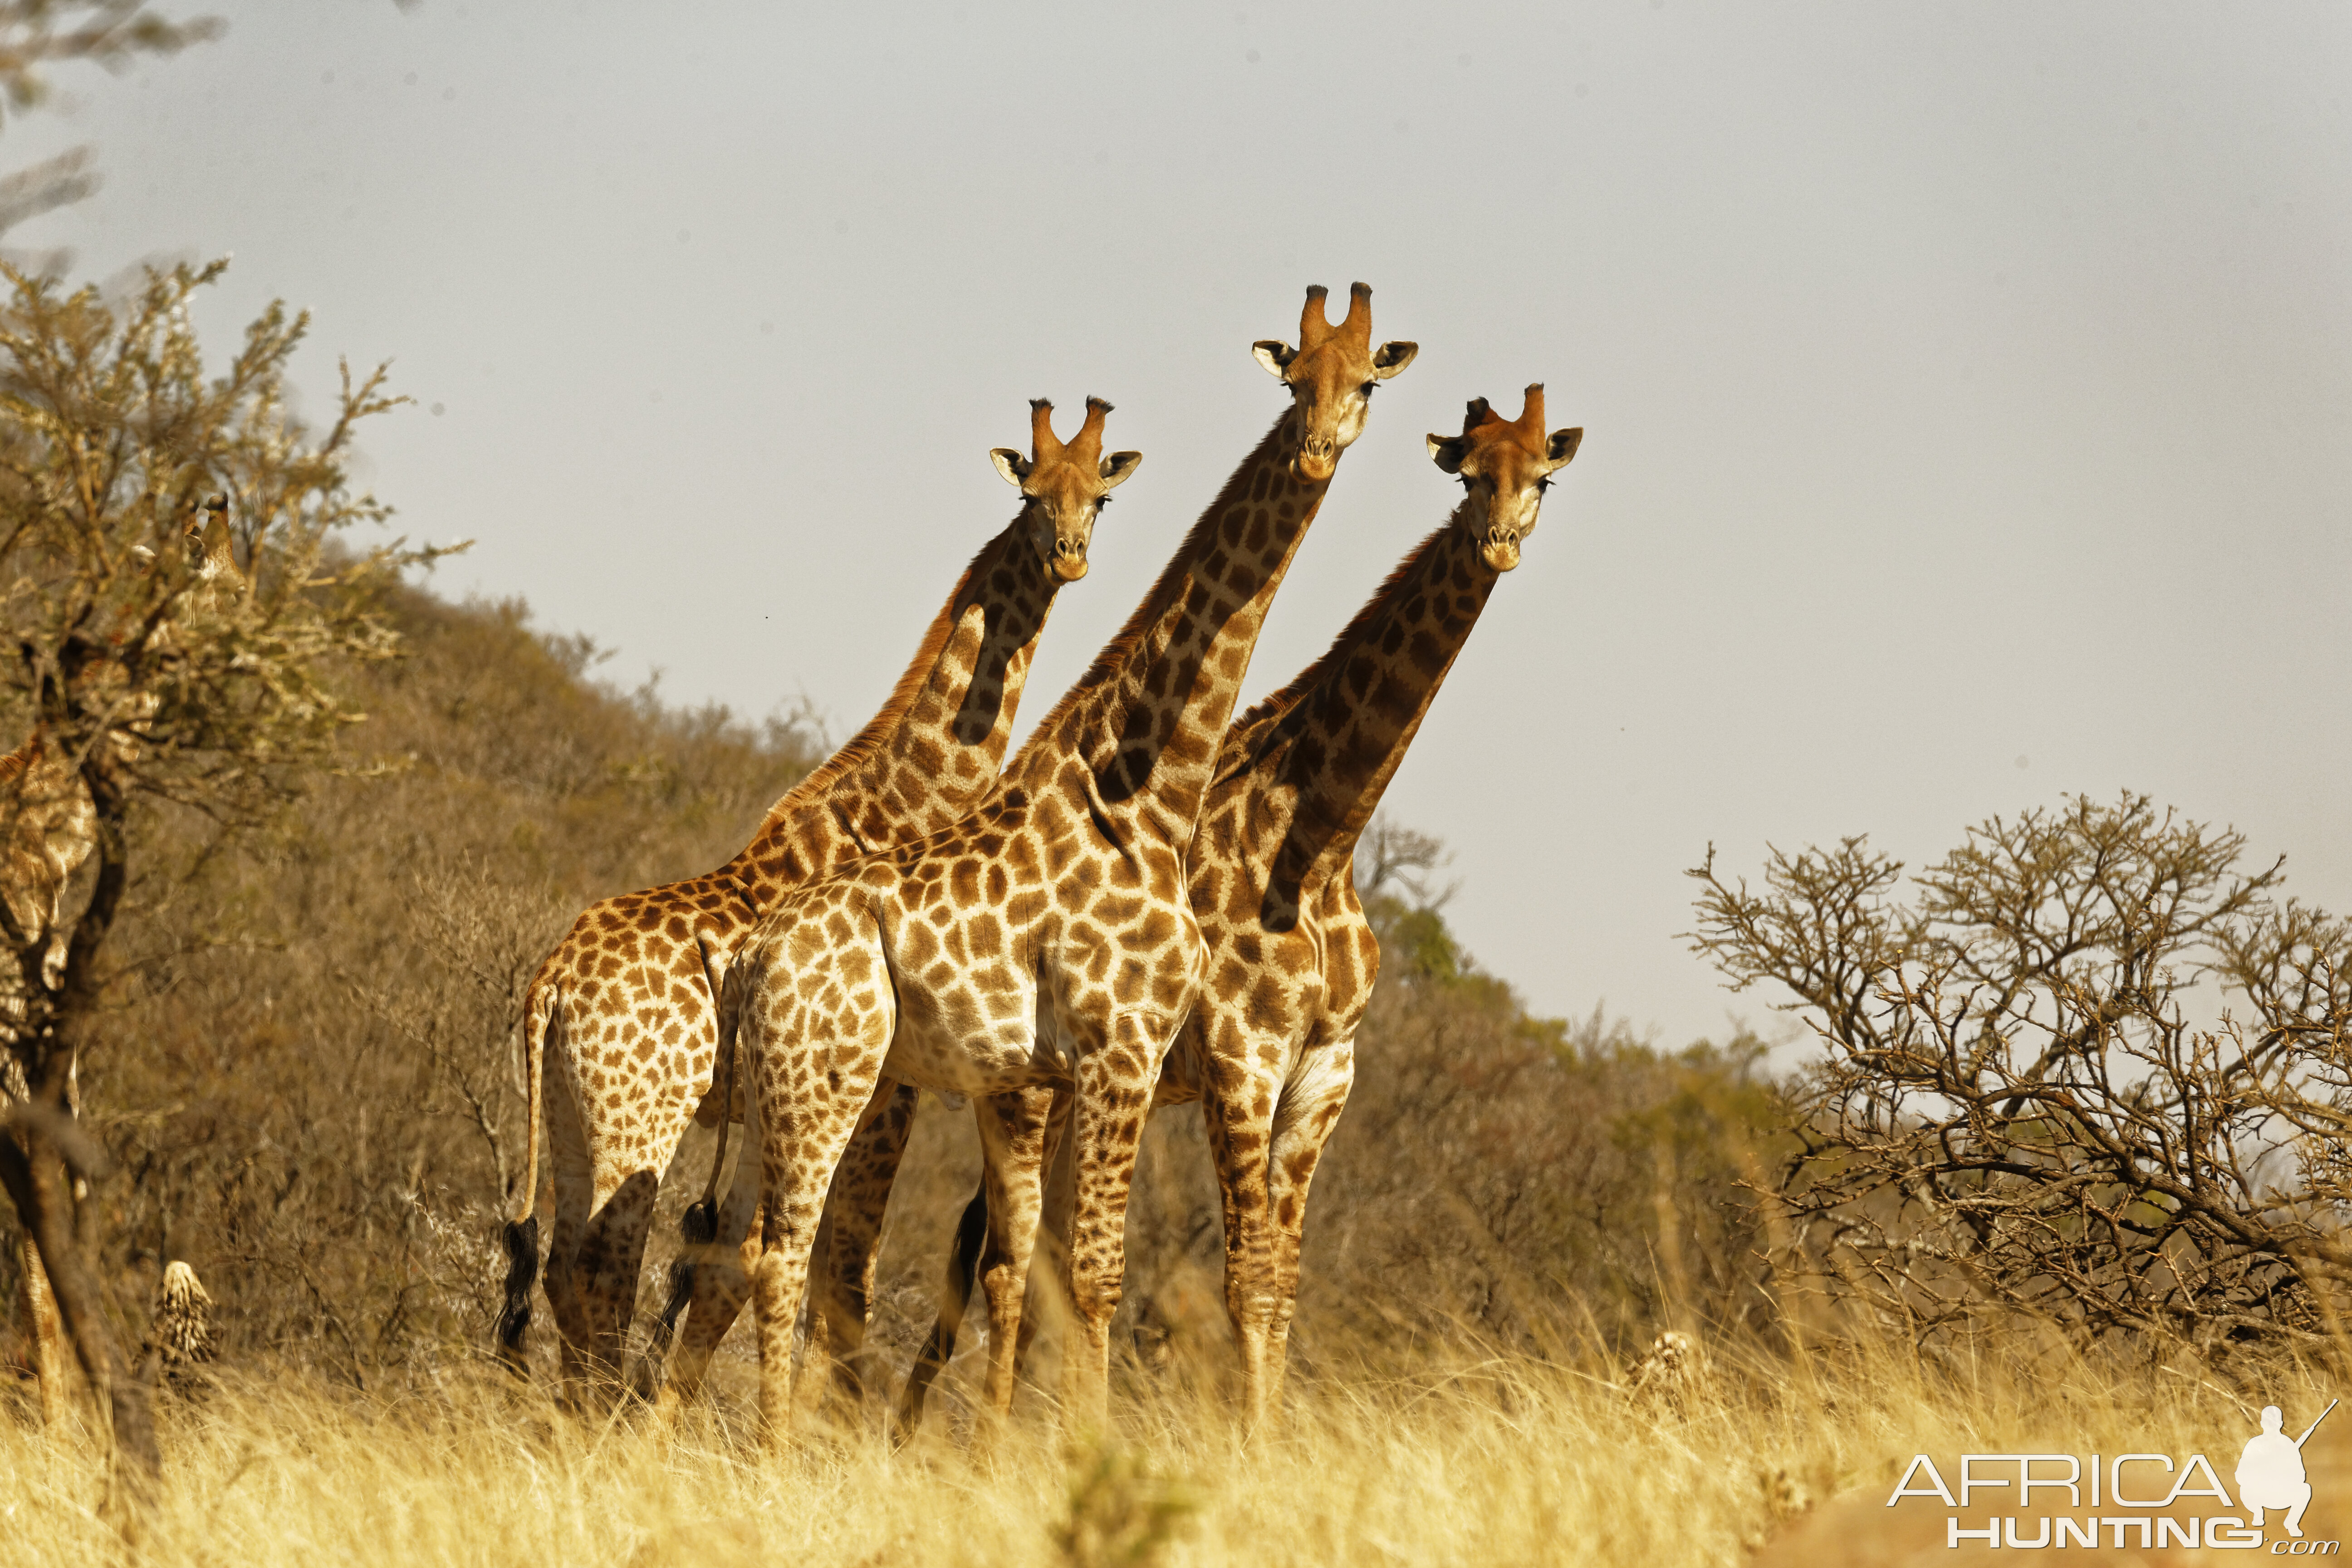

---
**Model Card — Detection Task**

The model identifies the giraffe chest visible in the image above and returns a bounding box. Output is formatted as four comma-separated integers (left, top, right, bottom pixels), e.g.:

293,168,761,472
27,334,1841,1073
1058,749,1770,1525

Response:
1159,883,1375,1104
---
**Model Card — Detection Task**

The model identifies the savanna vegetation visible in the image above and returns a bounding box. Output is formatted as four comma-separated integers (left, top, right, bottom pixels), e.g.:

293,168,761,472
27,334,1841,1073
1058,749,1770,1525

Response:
0,412,1787,1401
0,261,2345,1565
1,12,2347,1562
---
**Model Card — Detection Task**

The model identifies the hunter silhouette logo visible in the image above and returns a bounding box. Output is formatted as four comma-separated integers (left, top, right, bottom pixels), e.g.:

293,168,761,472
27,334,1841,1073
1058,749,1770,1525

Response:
2241,1400,2334,1540
1883,1396,2339,1551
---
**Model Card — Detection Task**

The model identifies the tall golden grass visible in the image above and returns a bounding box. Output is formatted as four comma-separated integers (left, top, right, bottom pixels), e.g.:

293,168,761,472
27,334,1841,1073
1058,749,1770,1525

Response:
4,1320,2338,1567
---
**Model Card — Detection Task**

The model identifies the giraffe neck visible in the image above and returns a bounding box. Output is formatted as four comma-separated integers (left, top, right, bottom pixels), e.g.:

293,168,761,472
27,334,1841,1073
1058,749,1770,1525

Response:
1218,510,1500,922
723,520,1058,898
1018,412,1330,843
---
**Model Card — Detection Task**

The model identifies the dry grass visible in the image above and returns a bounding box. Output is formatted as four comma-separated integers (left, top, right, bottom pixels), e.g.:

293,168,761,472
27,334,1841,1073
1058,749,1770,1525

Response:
2,587,2339,1564
3,1325,2337,1567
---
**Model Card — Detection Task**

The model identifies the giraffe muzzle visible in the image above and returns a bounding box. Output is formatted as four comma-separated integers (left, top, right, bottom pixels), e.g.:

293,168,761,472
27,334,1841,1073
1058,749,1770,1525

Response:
1481,530,1523,572
1050,536,1090,583
1292,436,1338,483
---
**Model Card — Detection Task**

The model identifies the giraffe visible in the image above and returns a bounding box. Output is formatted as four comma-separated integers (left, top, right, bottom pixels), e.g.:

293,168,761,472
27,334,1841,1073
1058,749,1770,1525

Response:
499,398,1139,1398
2,496,241,1428
672,283,1416,1439
895,386,1583,1439
187,494,254,608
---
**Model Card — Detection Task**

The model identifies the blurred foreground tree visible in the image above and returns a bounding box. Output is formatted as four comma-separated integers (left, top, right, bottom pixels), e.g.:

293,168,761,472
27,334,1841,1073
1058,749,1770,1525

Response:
0,255,426,1485
0,2,221,236
1688,792,2352,1360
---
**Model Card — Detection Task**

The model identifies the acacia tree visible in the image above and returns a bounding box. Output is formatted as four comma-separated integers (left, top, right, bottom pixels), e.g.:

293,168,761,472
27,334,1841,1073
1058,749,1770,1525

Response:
0,256,430,1482
1688,793,2352,1359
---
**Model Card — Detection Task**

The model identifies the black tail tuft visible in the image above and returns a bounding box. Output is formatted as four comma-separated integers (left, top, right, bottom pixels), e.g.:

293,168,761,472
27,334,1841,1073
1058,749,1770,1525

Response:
653,1256,696,1351
652,1197,720,1354
495,1215,539,1372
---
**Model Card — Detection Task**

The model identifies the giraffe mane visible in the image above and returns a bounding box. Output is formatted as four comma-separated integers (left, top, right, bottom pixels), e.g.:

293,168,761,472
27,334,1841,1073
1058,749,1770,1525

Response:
1016,412,1292,758
745,522,1016,824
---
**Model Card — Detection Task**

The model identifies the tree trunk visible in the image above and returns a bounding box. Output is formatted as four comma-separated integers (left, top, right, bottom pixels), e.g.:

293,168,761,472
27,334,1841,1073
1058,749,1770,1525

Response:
0,763,162,1504
0,1128,161,1494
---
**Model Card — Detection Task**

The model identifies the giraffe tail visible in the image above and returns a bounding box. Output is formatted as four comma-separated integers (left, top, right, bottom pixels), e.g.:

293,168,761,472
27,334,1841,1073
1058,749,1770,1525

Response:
683,935,737,1243
892,1179,987,1447
496,976,555,1372
682,945,734,1250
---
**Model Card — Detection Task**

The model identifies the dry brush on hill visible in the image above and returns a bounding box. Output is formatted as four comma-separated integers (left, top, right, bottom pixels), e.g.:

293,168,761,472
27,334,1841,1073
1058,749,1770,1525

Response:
2,551,1785,1411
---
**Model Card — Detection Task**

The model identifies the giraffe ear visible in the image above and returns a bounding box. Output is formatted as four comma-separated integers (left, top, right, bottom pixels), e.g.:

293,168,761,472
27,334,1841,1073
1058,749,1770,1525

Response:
990,448,1031,486
1098,450,1142,490
1547,427,1583,467
1426,433,1469,474
1372,341,1419,379
1252,340,1298,378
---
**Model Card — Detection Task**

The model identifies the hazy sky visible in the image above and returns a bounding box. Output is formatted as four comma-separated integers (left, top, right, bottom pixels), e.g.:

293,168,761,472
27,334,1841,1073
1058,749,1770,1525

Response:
10,2,2345,1049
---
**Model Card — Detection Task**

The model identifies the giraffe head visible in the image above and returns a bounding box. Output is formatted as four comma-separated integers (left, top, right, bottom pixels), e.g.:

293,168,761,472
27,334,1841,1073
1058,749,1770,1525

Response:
990,397,1141,584
1426,385,1582,572
1252,283,1417,482
181,493,250,596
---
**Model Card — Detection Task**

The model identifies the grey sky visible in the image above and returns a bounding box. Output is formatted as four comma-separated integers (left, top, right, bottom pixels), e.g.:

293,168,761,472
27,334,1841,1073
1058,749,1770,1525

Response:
11,1,2345,1048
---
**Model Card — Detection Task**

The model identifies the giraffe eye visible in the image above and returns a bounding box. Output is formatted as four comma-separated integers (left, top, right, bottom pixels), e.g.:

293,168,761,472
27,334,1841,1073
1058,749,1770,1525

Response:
1095,495,1112,508
1359,381,1377,397
1536,477,1552,494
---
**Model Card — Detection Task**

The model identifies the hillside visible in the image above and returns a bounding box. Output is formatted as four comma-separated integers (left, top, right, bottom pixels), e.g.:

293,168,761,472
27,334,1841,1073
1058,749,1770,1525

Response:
2,573,1773,1400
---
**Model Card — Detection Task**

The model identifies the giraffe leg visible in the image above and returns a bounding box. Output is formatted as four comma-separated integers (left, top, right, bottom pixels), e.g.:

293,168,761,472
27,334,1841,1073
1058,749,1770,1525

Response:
745,924,896,1448
555,1078,710,1404
801,1078,918,1426
1011,1089,1076,1403
1254,1039,1354,1438
572,1168,661,1398
794,1206,841,1420
1201,1037,1286,1438
658,1093,765,1409
539,1061,600,1406
748,1072,890,1446
1059,1013,1171,1432
970,1085,1055,1419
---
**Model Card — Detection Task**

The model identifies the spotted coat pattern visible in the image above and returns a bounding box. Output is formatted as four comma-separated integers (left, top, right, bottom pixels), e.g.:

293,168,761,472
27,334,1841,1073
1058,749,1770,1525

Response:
660,286,1418,1437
